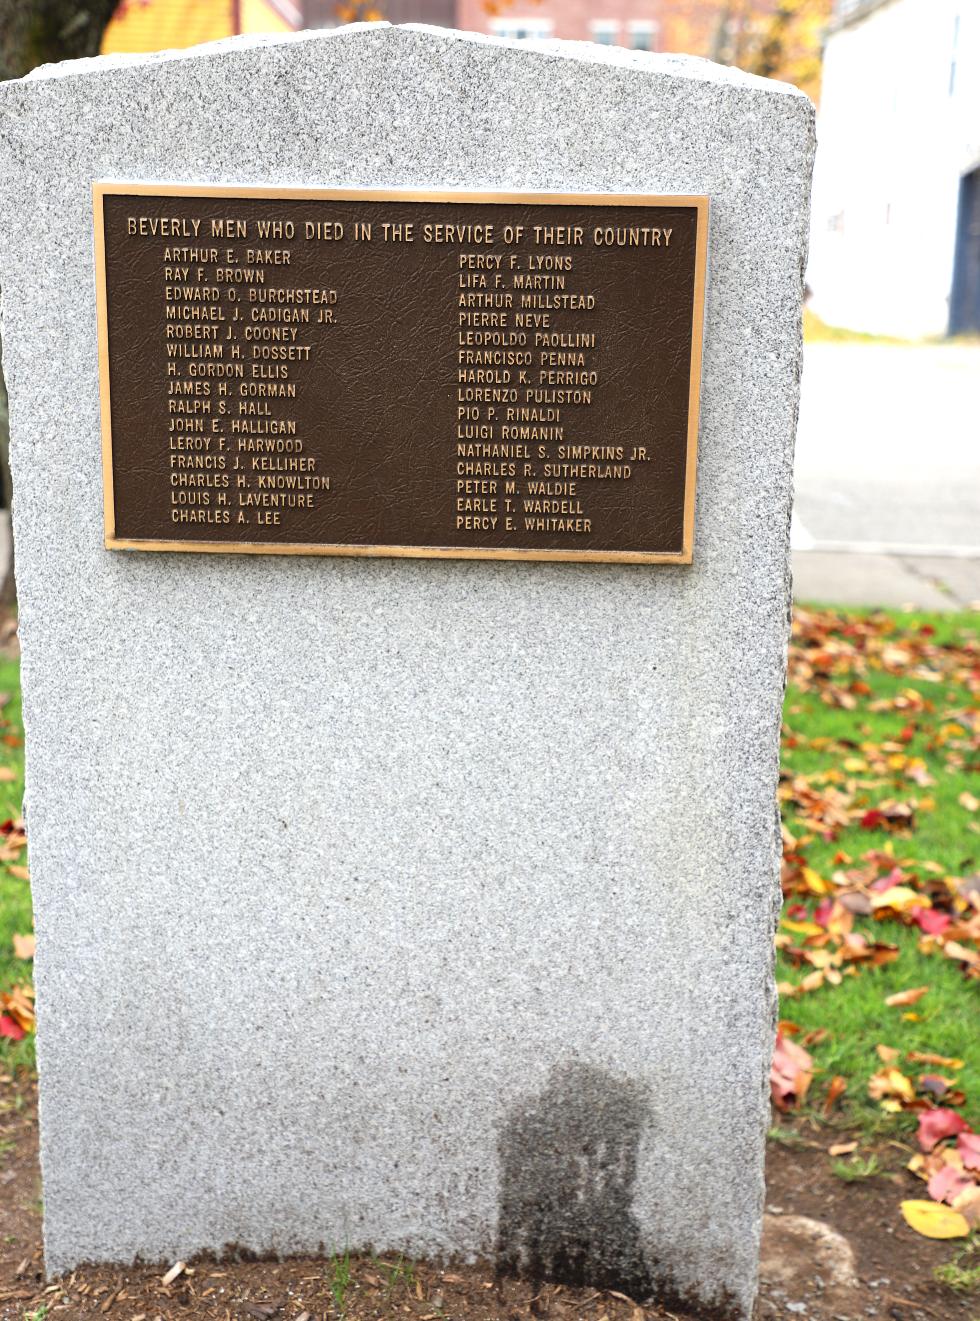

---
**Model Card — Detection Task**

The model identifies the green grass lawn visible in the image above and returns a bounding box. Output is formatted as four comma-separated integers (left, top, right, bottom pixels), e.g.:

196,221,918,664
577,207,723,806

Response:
778,607,979,1134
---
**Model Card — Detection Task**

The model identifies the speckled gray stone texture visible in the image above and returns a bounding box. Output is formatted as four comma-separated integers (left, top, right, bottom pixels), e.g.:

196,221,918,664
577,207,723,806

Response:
0,24,814,1316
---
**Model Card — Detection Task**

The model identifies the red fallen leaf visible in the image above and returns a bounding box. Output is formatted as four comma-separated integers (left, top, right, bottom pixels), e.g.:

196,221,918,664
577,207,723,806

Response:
0,1014,25,1041
771,1030,813,1112
814,898,834,927
898,724,916,744
918,1108,970,1152
928,1165,973,1205
786,904,808,921
913,907,952,936
862,810,886,830
957,1132,980,1171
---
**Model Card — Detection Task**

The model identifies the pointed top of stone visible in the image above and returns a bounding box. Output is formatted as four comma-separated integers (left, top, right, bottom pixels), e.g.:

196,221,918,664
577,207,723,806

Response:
4,20,811,105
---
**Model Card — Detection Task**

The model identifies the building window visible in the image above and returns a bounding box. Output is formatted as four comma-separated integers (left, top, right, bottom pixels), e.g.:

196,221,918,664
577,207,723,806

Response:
490,18,554,40
628,20,658,52
590,21,619,46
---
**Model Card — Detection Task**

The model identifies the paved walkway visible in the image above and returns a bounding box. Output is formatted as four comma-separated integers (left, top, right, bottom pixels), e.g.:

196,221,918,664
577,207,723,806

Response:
792,341,980,610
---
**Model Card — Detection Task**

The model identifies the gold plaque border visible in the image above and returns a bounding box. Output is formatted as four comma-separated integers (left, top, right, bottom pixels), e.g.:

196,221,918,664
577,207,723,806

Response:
94,183,709,565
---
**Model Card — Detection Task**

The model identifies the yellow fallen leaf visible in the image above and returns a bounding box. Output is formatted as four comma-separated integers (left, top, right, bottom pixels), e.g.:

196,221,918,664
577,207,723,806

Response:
12,933,34,960
781,918,824,937
868,1066,915,1102
885,986,929,1007
802,866,830,895
871,887,921,913
900,1200,970,1239
902,1012,921,1022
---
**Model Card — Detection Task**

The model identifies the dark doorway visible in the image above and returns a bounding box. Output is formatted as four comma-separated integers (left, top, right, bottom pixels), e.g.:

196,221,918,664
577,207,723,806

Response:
950,166,980,335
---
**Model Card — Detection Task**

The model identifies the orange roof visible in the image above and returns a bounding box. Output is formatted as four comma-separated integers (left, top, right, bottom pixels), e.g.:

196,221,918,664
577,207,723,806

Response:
102,0,301,56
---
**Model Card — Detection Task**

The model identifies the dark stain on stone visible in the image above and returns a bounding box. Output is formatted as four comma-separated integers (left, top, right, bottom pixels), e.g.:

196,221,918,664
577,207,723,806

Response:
496,1060,653,1298
496,1061,749,1321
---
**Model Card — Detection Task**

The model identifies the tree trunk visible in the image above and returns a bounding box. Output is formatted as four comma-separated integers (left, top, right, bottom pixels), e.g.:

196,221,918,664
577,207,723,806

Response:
0,0,119,79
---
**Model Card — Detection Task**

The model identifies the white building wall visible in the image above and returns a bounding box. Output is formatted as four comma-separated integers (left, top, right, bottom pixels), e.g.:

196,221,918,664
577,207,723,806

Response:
809,0,980,338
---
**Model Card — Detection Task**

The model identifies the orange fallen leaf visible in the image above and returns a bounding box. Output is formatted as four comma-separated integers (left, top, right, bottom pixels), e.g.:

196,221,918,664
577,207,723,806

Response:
7,865,29,880
885,986,930,1007
876,1044,900,1063
908,1052,964,1070
0,767,15,782
824,1075,847,1114
12,933,34,960
900,1200,970,1239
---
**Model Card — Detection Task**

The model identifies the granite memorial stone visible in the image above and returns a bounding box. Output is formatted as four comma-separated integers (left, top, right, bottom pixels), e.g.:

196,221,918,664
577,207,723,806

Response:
0,23,814,1319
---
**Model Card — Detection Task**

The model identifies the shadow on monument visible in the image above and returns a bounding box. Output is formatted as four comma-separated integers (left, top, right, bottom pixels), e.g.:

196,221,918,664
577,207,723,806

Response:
496,1060,654,1298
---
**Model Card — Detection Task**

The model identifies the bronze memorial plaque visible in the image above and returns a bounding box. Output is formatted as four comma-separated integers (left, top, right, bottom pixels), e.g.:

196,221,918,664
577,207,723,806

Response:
95,185,707,564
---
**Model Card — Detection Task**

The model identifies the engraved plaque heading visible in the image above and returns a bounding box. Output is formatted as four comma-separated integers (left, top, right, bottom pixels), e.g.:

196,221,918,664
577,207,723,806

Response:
95,185,707,564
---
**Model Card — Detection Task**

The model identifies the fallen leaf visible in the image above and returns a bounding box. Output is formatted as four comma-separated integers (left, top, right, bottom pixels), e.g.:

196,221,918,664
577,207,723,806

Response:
951,1184,980,1228
868,1066,915,1103
828,1141,857,1157
0,767,15,782
942,941,979,968
0,1015,24,1041
957,1132,980,1170
885,986,929,1007
770,1030,813,1111
917,1108,969,1152
909,1052,964,1070
871,886,920,913
12,933,34,960
901,1199,970,1239
927,1165,973,1205
876,1044,900,1063
824,1075,847,1114
7,865,29,880
912,907,952,936
160,1262,186,1286
959,791,979,813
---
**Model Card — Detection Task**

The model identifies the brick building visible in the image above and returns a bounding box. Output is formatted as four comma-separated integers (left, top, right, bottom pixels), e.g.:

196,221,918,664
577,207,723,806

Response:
303,2,669,51
454,0,664,50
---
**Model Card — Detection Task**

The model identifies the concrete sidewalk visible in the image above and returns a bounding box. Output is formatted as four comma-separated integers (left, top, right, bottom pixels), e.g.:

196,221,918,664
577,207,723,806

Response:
792,342,980,611
793,549,980,610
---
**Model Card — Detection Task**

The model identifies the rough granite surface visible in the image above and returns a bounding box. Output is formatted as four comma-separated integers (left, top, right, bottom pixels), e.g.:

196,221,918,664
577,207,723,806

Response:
0,24,814,1318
